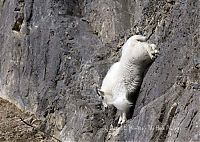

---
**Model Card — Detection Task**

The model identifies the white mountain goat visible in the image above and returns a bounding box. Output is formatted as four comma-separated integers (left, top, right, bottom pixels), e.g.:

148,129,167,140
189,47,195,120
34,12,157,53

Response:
96,35,159,125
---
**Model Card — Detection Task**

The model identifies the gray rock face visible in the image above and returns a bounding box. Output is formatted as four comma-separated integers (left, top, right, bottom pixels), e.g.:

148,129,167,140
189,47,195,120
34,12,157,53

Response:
0,0,199,141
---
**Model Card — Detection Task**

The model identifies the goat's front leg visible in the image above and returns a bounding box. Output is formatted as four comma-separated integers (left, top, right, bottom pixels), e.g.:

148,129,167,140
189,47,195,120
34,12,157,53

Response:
118,111,127,126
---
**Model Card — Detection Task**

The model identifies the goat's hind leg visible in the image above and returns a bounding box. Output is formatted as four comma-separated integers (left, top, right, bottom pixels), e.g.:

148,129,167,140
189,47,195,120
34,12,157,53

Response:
146,44,160,60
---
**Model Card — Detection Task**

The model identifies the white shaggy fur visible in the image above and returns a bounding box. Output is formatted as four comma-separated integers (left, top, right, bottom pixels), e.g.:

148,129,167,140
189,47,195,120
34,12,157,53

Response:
97,35,159,125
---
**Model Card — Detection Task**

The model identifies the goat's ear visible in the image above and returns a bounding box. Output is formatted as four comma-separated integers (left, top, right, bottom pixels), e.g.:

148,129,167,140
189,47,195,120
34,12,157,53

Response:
95,87,104,97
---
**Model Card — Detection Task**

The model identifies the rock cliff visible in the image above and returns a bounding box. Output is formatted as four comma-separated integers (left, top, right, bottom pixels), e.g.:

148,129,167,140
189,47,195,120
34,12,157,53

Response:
0,0,199,141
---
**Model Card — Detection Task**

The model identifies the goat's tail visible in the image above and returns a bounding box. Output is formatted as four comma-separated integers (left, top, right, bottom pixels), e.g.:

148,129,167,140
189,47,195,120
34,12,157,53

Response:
131,35,147,42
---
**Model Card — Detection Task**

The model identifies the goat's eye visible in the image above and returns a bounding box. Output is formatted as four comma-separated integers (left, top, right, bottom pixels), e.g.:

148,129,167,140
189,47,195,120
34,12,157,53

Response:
101,96,104,100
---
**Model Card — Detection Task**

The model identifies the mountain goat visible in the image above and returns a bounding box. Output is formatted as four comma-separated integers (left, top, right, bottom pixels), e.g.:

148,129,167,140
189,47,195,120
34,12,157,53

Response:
97,35,159,125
